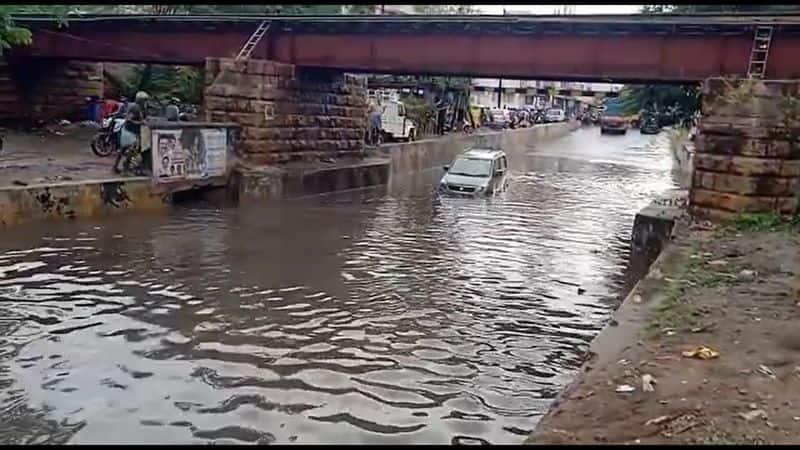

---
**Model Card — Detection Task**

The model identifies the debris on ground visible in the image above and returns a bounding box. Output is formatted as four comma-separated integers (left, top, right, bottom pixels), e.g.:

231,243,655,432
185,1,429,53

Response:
632,294,642,304
528,228,800,445
738,269,757,281
707,259,728,267
757,364,776,379
642,374,656,392
645,415,674,427
739,409,768,422
615,384,636,393
681,346,720,360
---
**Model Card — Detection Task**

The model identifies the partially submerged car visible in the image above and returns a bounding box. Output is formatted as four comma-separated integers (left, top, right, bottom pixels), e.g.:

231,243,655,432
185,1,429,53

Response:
439,148,509,197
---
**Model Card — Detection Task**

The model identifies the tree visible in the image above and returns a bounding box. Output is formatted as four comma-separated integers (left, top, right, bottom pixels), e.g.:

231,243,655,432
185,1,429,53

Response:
0,5,77,55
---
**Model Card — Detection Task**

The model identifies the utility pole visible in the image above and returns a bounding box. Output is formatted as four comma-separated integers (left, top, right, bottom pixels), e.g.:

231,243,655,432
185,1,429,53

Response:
497,78,503,108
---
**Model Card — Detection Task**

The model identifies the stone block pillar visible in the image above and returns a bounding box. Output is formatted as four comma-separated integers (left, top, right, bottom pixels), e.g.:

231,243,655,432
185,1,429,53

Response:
690,78,800,220
0,57,104,122
203,57,368,166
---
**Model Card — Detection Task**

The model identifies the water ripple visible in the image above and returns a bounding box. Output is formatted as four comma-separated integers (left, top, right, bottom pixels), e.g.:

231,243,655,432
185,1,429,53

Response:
0,128,675,444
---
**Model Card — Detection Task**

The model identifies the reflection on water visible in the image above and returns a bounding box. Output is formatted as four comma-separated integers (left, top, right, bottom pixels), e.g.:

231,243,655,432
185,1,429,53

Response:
0,128,676,444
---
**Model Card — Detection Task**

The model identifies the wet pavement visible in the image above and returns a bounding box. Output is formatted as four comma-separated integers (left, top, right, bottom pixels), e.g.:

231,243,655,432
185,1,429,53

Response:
0,127,125,188
0,126,677,444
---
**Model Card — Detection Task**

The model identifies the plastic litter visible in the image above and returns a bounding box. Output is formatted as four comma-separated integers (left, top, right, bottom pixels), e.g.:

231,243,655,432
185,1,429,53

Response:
642,374,656,392
738,269,757,281
681,346,720,360
757,364,776,379
739,409,767,421
615,384,636,393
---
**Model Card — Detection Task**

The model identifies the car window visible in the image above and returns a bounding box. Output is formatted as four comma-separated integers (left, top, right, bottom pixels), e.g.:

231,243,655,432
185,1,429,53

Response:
501,156,508,170
449,158,493,177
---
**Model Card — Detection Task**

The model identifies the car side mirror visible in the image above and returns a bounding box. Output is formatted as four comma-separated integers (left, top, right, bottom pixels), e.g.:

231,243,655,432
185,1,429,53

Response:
443,166,449,172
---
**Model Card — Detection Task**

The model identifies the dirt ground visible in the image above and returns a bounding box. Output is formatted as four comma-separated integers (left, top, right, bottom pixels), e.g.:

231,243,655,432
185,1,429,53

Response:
0,123,125,188
529,223,800,444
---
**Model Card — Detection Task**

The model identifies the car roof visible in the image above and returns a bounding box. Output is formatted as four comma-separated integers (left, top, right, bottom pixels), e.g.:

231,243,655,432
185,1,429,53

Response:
460,148,506,160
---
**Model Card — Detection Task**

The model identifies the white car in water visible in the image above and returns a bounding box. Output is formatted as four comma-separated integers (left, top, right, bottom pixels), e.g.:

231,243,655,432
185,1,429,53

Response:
438,148,509,197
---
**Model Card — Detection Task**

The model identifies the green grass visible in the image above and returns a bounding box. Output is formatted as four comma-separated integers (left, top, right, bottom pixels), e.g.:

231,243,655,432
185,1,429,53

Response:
720,212,787,233
643,254,734,339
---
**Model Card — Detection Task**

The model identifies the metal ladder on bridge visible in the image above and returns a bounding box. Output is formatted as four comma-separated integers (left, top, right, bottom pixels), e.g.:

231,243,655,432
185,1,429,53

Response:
747,25,774,79
235,21,271,61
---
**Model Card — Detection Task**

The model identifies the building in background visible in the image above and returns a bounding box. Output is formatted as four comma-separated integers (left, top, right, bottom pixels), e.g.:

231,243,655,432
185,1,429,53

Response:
378,5,416,15
470,78,623,109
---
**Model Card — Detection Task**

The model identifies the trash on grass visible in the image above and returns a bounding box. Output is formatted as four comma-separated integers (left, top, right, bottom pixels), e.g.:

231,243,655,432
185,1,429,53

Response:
681,346,720,360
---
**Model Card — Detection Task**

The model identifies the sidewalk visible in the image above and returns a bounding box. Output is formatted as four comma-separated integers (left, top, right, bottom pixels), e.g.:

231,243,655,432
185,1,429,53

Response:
0,124,126,188
528,218,800,444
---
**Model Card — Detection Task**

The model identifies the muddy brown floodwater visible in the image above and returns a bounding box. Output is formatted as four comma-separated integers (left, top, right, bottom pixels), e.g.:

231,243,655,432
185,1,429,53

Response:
0,127,677,444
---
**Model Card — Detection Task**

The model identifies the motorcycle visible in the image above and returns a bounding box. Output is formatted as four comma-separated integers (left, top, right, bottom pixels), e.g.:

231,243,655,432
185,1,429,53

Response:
91,113,126,157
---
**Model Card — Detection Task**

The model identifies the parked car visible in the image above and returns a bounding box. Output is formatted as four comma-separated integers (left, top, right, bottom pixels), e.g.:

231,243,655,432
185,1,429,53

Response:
487,109,510,130
600,99,627,135
439,148,510,197
545,108,566,123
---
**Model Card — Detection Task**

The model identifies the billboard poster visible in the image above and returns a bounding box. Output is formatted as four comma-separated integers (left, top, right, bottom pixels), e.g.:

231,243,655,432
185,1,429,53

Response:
152,127,228,183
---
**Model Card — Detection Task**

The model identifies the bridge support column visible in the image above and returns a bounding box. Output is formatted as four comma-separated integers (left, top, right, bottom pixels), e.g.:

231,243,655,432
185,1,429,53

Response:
203,57,368,166
690,78,800,220
0,57,103,123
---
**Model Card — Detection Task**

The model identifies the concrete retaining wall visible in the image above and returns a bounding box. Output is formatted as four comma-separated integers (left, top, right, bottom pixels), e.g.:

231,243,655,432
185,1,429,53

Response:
381,121,579,175
0,178,169,227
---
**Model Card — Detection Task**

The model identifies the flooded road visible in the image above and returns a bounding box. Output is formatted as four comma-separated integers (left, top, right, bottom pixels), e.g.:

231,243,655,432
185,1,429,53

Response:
0,127,677,444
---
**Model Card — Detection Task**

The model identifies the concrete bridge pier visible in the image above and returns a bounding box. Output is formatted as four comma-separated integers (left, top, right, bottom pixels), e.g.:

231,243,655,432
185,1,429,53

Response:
203,57,388,201
690,78,800,220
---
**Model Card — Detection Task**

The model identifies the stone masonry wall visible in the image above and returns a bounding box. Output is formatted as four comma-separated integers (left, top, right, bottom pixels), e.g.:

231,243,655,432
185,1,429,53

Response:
0,58,103,122
204,58,368,165
690,78,800,220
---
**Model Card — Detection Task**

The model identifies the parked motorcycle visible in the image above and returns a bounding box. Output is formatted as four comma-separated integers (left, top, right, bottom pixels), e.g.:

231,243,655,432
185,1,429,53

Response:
91,114,126,157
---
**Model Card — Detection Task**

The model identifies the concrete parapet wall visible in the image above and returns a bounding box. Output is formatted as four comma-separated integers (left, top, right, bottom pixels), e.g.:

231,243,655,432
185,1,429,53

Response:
382,121,579,175
690,78,800,219
204,58,368,165
235,158,390,203
0,178,169,228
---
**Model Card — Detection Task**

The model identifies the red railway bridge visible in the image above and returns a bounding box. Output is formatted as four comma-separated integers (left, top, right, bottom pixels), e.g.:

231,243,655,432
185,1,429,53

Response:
10,13,800,83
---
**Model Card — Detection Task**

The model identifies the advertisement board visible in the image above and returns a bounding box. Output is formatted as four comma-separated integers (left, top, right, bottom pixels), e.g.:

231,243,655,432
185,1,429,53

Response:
151,127,228,183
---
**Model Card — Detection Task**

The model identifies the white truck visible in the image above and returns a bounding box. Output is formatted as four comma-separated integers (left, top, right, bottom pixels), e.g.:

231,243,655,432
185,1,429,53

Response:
367,89,417,142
